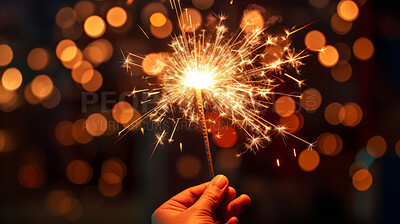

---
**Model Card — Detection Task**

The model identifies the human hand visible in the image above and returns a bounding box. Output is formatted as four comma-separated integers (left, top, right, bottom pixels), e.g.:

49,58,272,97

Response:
152,175,251,224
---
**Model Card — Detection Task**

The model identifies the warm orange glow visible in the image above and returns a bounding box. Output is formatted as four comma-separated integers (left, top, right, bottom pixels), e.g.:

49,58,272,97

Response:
192,0,214,10
27,48,49,71
0,130,7,152
300,88,322,111
41,87,61,109
101,158,126,185
240,9,264,34
66,160,93,184
71,60,93,84
212,125,237,148
304,30,326,51
205,112,223,134
150,18,173,39
331,13,353,35
18,164,45,188
85,113,107,136
176,154,202,179
349,161,368,177
279,113,303,133
274,96,296,117
56,7,76,29
98,177,122,197
396,140,400,158
0,84,15,104
298,149,320,172
337,0,359,22
318,45,339,67
24,83,40,105
106,7,127,28
112,101,138,124
55,121,75,146
366,136,387,158
331,60,352,82
142,53,166,75
216,148,241,169
317,132,343,156
84,39,113,65
46,190,73,216
338,102,363,127
353,37,374,61
179,8,202,32
309,0,329,8
74,1,94,21
82,69,103,92
352,169,373,191
324,102,344,125
31,75,53,99
56,39,75,58
71,119,93,144
0,44,13,66
150,12,167,27
2,67,22,91
84,15,106,38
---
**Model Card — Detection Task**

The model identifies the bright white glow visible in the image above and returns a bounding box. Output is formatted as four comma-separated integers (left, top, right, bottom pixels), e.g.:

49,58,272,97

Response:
183,70,214,89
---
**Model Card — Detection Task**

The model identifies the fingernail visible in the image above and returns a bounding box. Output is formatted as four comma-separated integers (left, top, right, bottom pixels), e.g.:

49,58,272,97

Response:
212,175,228,189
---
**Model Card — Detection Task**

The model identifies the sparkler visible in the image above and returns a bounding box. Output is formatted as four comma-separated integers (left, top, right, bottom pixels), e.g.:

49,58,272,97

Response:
121,1,314,179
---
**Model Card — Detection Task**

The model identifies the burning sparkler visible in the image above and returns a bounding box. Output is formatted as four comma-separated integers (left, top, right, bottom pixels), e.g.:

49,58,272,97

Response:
121,1,314,179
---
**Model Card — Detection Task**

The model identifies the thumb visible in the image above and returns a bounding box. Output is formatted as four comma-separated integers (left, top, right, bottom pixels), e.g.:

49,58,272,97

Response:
194,175,229,213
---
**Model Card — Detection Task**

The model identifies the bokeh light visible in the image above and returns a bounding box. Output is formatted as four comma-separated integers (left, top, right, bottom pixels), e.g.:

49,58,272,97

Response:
331,13,353,35
353,37,374,61
142,53,166,75
56,7,76,29
1,67,22,91
349,161,368,177
98,177,122,197
300,88,322,111
31,75,53,99
46,190,74,216
216,148,241,170
112,101,139,125
331,60,352,82
317,132,343,156
27,48,49,71
55,121,75,146
337,0,359,22
338,102,363,126
101,158,126,184
335,42,352,61
274,96,296,117
71,60,93,84
279,113,304,133
298,149,320,172
85,113,107,136
366,136,387,158
41,87,62,109
83,39,113,65
179,8,202,32
82,69,103,92
324,102,344,125
71,119,93,144
150,19,173,39
106,7,127,28
304,30,326,51
0,44,13,66
176,154,202,179
192,0,214,10
309,0,329,8
212,125,237,148
205,111,223,134
84,15,106,38
240,9,264,34
74,1,94,22
18,164,45,188
150,12,167,27
318,45,339,67
66,160,93,185
352,169,373,191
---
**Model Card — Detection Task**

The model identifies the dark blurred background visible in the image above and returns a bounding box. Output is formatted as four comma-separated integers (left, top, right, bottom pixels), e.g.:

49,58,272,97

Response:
0,0,399,223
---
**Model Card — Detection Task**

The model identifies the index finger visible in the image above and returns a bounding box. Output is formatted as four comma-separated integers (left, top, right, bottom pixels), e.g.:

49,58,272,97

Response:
167,181,210,208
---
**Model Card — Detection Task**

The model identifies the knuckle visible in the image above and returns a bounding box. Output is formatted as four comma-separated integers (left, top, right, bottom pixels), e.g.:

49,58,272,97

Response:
201,190,220,205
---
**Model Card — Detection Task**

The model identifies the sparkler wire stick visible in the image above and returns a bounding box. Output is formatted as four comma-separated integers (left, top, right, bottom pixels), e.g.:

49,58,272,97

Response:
195,89,215,179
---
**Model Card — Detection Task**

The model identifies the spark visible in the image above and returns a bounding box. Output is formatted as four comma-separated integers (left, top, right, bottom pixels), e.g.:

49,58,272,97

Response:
276,159,280,167
122,1,314,160
138,25,149,39
141,127,144,135
180,142,183,152
293,148,297,157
